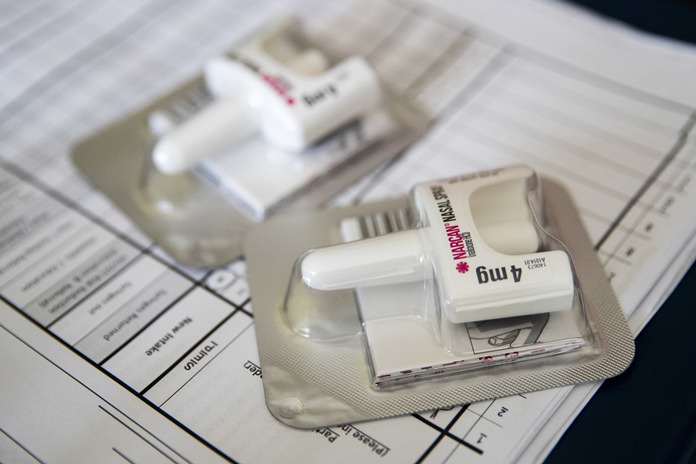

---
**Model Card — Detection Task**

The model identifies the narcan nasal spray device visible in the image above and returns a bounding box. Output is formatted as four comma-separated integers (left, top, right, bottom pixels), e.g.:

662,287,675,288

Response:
302,166,575,323
152,18,382,174
246,165,634,427
71,16,429,269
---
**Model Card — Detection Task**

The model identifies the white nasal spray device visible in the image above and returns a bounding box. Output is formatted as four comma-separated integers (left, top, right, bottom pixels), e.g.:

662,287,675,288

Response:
302,166,575,323
152,18,382,175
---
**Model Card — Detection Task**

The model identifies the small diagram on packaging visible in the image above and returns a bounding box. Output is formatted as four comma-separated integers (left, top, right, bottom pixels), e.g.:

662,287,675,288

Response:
467,313,548,351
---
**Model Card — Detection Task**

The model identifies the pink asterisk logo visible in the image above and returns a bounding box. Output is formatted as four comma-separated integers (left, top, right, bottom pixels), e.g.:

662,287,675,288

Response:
456,261,469,274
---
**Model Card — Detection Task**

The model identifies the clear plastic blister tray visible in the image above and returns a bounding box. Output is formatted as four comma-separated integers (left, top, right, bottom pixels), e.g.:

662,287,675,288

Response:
71,17,429,268
246,166,634,428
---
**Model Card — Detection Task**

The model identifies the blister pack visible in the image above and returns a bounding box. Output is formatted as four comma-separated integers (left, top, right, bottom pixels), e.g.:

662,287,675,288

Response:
246,165,634,428
71,17,428,268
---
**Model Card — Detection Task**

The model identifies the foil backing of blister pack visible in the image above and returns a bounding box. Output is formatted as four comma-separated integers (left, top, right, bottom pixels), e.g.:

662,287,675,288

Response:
246,176,634,429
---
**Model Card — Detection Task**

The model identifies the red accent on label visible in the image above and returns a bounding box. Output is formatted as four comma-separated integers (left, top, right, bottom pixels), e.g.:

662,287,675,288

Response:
261,73,295,105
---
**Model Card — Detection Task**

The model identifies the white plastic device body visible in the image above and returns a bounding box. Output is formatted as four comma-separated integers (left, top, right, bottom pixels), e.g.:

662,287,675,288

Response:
302,166,575,323
152,18,382,174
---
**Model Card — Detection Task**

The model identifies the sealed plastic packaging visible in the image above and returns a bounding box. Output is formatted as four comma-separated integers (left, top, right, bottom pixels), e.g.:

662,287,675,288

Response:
71,17,428,268
246,165,634,428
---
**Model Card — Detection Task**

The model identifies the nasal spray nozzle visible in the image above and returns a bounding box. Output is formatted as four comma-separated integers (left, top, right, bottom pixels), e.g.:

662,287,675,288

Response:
151,18,382,175
302,166,576,323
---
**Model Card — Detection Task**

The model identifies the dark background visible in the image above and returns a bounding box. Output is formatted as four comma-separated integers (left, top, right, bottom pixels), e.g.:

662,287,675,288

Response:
568,0,696,44
546,2,696,463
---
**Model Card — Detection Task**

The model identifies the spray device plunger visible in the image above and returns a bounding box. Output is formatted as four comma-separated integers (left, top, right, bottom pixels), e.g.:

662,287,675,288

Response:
151,18,382,175
301,166,576,323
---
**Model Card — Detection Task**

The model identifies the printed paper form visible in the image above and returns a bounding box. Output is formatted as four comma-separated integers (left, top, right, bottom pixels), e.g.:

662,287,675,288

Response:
1,0,695,463
0,301,228,463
